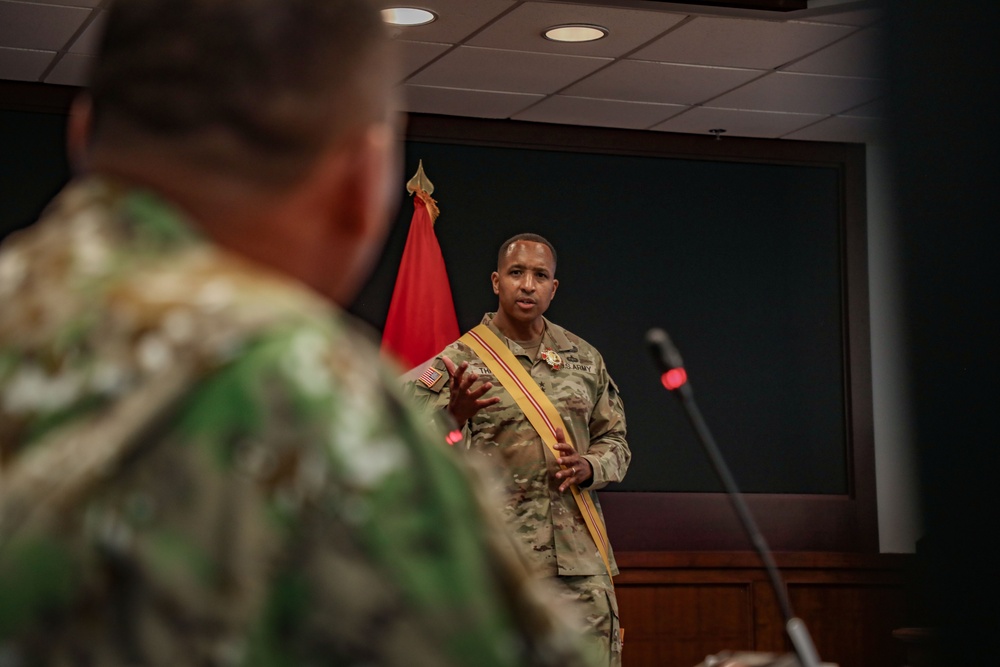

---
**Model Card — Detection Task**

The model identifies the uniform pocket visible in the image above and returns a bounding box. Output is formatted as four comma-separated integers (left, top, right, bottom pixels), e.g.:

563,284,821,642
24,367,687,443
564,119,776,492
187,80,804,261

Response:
607,588,623,663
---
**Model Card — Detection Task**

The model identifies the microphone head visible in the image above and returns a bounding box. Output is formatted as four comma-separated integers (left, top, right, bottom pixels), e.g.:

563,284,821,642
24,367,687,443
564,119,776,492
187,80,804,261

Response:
645,327,668,348
645,327,685,372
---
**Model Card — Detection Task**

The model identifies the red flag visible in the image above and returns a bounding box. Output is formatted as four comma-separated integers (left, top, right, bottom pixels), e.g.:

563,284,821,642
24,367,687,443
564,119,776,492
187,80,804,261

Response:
381,187,459,370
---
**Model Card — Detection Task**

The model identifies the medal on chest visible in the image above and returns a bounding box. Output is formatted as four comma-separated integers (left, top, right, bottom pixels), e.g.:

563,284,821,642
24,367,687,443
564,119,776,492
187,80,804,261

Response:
541,347,562,371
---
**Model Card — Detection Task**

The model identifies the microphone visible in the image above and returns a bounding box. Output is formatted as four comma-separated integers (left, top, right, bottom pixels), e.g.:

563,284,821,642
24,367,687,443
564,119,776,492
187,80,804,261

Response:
645,327,689,394
645,328,823,667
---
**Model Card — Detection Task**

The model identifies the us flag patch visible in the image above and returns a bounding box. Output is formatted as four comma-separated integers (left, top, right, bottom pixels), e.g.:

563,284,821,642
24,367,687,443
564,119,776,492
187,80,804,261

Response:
418,367,442,388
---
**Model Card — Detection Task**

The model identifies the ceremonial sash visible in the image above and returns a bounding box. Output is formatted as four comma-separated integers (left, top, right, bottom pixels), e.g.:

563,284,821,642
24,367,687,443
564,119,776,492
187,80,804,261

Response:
459,324,614,577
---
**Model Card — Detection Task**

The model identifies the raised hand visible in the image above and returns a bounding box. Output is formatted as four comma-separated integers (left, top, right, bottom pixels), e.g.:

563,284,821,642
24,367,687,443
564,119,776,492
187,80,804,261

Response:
442,355,501,426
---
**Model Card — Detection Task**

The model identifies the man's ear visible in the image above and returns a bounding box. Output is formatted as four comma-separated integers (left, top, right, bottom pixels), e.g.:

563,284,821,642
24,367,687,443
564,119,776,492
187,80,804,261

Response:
491,271,500,295
317,121,398,244
66,94,93,175
301,120,399,305
551,278,559,299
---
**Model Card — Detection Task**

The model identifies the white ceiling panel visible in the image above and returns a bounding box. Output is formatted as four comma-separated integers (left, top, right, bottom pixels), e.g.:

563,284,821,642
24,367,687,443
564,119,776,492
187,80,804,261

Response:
652,106,824,138
44,52,93,86
402,84,543,118
396,40,452,79
407,46,610,94
784,26,883,78
467,1,686,58
67,9,105,55
513,95,685,129
0,46,53,82
632,16,853,70
0,0,889,144
379,0,515,44
709,71,882,115
564,60,763,105
0,0,91,51
783,114,884,143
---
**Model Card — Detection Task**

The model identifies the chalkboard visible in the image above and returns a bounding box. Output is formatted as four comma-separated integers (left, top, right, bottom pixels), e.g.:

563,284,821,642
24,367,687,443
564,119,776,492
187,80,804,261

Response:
352,115,868,499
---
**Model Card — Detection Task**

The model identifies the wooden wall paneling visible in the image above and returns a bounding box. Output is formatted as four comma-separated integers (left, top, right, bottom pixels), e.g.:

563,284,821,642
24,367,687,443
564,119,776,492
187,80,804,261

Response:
786,583,908,667
617,582,754,667
614,552,911,667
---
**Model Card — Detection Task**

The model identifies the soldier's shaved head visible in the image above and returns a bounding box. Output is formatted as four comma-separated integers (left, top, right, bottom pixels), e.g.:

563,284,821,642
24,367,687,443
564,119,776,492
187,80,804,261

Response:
498,233,557,272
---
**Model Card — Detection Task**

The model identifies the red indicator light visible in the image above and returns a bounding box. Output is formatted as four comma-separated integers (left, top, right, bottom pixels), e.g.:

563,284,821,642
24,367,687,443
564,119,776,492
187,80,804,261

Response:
661,368,687,390
445,429,463,446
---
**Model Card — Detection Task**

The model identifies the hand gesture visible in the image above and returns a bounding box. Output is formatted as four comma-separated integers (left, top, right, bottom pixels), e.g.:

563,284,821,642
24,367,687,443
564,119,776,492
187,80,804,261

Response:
553,427,592,492
442,356,501,426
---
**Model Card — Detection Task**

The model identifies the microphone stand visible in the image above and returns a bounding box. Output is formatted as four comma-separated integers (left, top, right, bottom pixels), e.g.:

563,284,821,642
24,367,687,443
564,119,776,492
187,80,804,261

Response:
646,328,822,667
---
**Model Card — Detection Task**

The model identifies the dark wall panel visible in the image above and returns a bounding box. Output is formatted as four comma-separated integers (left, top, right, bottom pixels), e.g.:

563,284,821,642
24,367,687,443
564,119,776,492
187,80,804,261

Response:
0,109,71,240
352,132,848,494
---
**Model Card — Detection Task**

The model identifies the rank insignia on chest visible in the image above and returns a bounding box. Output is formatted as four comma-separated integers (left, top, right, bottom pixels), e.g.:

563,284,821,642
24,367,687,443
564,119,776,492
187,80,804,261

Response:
541,348,562,371
417,367,443,388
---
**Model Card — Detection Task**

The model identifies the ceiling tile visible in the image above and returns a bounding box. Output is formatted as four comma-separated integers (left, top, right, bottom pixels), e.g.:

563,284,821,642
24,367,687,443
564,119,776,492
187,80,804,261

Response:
784,26,884,78
632,16,853,70
0,1,91,51
396,40,452,78
709,71,882,114
564,60,763,105
402,84,543,118
652,106,824,138
407,46,610,95
379,0,515,44
783,114,884,143
513,95,685,129
467,1,686,58
44,52,93,86
67,9,104,55
0,45,53,81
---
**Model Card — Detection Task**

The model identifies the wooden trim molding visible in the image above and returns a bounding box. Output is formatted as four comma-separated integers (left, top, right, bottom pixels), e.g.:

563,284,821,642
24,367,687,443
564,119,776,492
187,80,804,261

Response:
600,492,873,552
0,81,79,114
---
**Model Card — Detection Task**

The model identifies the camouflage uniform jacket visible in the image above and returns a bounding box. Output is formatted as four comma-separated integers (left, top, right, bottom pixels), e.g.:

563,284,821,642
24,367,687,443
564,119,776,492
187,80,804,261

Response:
405,314,630,578
0,179,598,667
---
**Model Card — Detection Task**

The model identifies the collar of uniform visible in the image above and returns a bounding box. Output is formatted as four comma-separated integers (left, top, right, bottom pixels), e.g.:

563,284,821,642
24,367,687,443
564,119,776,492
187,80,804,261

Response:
71,175,204,250
479,312,575,353
540,317,575,353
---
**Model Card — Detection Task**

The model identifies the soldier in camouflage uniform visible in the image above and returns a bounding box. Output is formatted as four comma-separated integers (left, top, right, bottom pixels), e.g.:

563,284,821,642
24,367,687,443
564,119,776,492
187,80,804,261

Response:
0,2,598,666
405,234,632,666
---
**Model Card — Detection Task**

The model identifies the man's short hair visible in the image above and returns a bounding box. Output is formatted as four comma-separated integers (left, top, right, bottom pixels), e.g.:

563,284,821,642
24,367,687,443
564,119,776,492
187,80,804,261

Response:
497,233,558,271
88,0,392,186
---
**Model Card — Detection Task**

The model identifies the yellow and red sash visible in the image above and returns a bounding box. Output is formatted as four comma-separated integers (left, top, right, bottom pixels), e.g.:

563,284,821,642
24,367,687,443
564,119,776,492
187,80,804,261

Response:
459,324,613,577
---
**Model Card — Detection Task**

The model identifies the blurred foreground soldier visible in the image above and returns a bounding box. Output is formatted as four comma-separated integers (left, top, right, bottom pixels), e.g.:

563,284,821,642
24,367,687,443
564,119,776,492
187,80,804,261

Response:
406,234,631,666
0,2,596,666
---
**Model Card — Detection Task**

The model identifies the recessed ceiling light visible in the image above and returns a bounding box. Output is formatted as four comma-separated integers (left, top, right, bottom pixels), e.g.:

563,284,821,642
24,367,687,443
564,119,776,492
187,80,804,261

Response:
543,24,608,43
381,7,437,27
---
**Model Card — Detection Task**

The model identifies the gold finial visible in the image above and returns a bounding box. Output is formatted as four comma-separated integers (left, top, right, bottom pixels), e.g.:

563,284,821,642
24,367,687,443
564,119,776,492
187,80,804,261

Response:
406,159,434,196
405,160,439,222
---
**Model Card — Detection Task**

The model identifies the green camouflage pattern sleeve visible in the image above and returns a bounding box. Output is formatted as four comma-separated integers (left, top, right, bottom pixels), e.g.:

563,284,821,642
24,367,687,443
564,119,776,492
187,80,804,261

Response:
404,315,631,578
0,179,598,667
